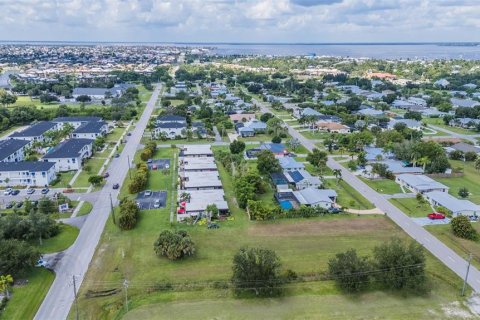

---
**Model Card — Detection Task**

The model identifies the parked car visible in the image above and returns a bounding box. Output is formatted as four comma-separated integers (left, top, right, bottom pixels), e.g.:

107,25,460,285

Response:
127,132,132,136
11,189,20,195
153,199,161,208
5,202,13,209
114,153,120,158
208,223,220,229
36,258,47,268
147,159,153,164
16,201,23,208
26,188,35,194
427,212,445,220
152,165,157,170
144,190,152,196
3,188,12,195
103,172,110,178
112,183,120,190
41,188,49,194
329,207,342,214
136,202,141,209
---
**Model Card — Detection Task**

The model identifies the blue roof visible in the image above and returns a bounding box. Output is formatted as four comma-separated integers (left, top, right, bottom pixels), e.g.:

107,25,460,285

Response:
260,143,286,154
10,121,57,138
0,139,29,160
43,138,93,159
53,116,102,123
0,161,55,172
73,121,107,134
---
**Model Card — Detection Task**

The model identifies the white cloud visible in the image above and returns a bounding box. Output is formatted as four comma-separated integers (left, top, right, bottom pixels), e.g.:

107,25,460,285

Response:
0,0,478,42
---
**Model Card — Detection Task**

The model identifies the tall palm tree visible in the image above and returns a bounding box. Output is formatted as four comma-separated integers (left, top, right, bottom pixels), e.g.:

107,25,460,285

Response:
417,156,430,171
333,169,342,185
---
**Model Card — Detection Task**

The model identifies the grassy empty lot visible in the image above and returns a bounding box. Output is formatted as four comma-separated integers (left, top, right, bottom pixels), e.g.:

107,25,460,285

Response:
360,177,403,194
51,171,76,188
423,118,474,135
389,198,433,218
300,130,330,140
73,157,107,188
71,146,471,319
436,160,480,204
323,179,374,210
77,201,93,216
106,127,126,143
35,223,79,254
426,223,480,270
1,268,55,320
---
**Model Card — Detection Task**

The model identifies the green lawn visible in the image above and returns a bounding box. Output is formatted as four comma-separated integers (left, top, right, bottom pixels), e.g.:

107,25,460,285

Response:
360,177,403,194
423,118,474,135
323,179,374,210
389,198,433,218
1,268,55,320
435,160,480,205
300,130,330,140
77,201,93,216
426,223,480,270
106,127,126,143
51,171,76,188
73,157,107,188
304,163,334,177
34,223,79,254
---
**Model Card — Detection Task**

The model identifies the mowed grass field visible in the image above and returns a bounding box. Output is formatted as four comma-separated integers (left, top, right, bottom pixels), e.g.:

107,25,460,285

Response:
436,160,480,205
360,177,403,195
72,147,472,319
389,198,433,218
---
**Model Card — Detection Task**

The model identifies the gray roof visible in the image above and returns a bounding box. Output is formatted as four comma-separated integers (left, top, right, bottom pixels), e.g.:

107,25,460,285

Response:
0,139,30,160
73,121,107,134
53,116,102,123
43,139,93,159
157,122,186,129
73,87,111,96
388,119,421,129
378,160,424,174
293,187,337,205
425,191,480,213
157,115,186,122
0,161,55,172
396,174,448,192
10,121,57,138
451,98,480,108
450,142,480,154
279,157,305,170
301,107,322,117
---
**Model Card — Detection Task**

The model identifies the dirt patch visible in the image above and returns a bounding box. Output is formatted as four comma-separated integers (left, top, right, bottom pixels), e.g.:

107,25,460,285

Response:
248,216,396,237
441,301,475,319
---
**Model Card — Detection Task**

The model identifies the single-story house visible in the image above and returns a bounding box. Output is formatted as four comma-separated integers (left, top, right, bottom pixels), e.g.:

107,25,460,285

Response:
42,138,94,172
236,119,267,137
316,121,350,133
424,191,480,217
192,122,208,138
276,187,337,210
450,98,480,109
284,170,322,190
180,157,217,172
10,121,60,142
357,108,385,117
364,147,394,162
387,119,422,130
279,157,305,171
180,145,213,158
294,107,322,119
434,79,450,88
0,161,56,187
229,113,256,123
395,174,449,194
181,171,222,190
365,160,424,177
259,143,288,156
0,139,31,162
446,142,480,154
177,189,229,221
71,121,108,140
270,172,289,189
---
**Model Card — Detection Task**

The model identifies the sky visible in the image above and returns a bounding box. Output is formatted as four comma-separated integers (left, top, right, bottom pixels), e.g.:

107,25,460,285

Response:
0,0,479,43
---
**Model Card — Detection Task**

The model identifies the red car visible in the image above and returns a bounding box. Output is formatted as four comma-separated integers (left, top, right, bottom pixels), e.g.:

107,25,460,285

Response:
428,212,445,220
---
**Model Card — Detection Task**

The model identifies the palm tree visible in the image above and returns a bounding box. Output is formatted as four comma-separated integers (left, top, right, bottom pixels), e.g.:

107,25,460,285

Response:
0,274,13,299
417,156,430,171
333,169,342,185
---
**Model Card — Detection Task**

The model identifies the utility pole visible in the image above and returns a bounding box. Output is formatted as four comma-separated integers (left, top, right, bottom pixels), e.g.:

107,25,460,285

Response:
127,155,132,180
123,279,129,312
462,254,472,296
109,193,116,225
73,275,79,320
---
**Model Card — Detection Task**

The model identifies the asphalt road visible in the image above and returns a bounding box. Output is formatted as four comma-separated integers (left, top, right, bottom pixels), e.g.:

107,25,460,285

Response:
34,84,162,320
253,98,480,292
428,124,480,143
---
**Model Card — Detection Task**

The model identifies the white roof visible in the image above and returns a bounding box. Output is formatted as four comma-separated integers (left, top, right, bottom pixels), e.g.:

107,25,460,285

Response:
182,157,217,171
182,144,213,156
425,191,480,214
293,187,337,206
184,171,222,188
182,189,229,212
396,174,448,191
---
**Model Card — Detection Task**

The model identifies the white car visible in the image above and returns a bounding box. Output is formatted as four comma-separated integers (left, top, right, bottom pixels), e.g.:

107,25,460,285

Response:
36,259,47,267
26,188,35,194
144,190,152,197
153,199,161,208
4,188,12,195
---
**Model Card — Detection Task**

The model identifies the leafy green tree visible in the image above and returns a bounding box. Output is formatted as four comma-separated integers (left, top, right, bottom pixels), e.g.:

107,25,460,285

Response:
451,216,478,240
229,140,246,154
328,249,371,292
154,230,195,260
464,151,477,162
118,199,140,230
256,150,281,175
271,136,282,143
206,204,219,220
306,148,328,173
38,197,56,214
88,175,104,186
247,200,274,221
372,238,426,291
232,247,283,296
28,211,59,245
234,176,256,209
260,113,274,123
0,239,40,276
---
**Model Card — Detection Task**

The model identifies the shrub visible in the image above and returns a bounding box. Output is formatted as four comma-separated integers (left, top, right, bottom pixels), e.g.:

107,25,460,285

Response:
328,249,371,292
451,216,478,240
153,230,195,260
271,136,282,143
117,199,140,230
465,151,477,162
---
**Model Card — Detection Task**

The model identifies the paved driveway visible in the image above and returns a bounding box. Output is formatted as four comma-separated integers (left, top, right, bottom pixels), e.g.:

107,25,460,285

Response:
412,217,451,226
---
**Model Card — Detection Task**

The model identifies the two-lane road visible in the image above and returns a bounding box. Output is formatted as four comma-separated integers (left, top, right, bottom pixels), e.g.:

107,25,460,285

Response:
34,84,162,320
253,98,480,292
